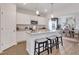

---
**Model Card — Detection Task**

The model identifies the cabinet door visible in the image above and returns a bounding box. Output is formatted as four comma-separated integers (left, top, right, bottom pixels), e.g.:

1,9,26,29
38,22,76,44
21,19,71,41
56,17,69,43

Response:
25,14,30,24
1,4,16,50
17,13,30,24
17,13,26,24
38,17,46,25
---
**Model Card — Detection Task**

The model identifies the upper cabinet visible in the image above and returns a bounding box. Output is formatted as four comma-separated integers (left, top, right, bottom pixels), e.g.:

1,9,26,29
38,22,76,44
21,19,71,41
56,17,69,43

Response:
17,13,30,24
16,12,47,25
26,14,31,24
37,17,46,25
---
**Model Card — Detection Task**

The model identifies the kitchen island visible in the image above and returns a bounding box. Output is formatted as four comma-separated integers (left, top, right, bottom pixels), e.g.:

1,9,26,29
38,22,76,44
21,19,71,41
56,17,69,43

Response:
26,30,59,55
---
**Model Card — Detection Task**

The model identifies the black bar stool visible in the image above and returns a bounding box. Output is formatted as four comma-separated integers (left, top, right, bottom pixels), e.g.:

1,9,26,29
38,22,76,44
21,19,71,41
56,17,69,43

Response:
47,36,57,53
34,38,49,55
56,33,63,46
56,30,63,46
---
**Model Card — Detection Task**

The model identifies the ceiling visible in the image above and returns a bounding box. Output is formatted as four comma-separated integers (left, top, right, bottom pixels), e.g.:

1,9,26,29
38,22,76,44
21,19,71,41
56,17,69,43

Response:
16,3,79,17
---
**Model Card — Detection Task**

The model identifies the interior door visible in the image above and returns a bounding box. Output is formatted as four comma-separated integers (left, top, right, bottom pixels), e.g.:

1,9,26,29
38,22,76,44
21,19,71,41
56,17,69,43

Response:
0,4,16,50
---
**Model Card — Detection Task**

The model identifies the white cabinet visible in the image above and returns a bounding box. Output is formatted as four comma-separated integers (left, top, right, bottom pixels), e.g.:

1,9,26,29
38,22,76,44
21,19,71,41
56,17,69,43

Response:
30,15,47,25
37,17,46,25
16,31,26,42
0,4,16,51
17,13,26,24
26,14,30,24
17,13,30,24
17,12,47,25
31,15,38,21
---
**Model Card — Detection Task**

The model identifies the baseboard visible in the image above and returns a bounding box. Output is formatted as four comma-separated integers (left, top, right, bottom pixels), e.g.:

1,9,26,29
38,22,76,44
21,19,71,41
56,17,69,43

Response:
17,40,26,44
0,41,26,54
0,42,17,53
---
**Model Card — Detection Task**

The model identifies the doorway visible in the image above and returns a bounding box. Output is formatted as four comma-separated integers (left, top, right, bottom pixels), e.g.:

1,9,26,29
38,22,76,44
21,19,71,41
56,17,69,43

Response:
48,18,58,31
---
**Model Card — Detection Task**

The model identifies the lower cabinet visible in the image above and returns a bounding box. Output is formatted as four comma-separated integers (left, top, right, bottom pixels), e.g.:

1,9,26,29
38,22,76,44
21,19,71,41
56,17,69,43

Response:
16,31,27,42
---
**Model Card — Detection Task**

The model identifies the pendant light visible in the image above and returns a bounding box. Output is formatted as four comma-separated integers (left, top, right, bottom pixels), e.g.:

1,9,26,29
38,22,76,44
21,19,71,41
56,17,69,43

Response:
35,4,40,16
36,10,40,15
50,3,54,18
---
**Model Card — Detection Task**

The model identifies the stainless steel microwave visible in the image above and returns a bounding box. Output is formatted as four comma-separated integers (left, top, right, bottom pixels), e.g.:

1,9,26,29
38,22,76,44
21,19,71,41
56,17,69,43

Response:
31,20,38,25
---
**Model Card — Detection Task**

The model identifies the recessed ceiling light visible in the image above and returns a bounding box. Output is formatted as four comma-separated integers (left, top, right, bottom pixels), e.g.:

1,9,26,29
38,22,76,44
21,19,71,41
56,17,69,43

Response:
51,14,54,18
36,10,40,15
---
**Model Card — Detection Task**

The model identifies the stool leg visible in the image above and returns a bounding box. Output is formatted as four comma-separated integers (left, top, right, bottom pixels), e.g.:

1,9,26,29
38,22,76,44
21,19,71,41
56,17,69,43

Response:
47,41,49,55
43,42,44,51
56,37,59,49
73,32,74,38
61,37,63,46
38,43,40,55
50,40,52,53
53,40,54,47
34,41,36,55
55,38,58,49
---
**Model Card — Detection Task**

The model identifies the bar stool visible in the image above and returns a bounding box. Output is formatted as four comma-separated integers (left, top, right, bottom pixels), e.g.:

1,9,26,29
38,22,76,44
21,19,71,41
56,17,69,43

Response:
47,35,57,53
34,38,49,55
56,30,63,46
56,34,63,46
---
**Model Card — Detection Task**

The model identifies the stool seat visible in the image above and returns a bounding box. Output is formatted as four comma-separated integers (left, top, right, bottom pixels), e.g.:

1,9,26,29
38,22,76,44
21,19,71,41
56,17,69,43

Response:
35,38,48,43
48,36,56,40
47,35,59,54
56,34,62,37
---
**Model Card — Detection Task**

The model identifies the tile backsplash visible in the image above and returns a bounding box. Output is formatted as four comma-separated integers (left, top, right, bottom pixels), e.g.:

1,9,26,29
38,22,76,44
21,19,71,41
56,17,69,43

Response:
16,24,29,31
16,24,47,31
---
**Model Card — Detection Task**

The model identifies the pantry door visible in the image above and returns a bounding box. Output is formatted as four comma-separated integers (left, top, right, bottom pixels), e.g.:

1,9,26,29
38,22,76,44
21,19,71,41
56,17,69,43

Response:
0,4,16,51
